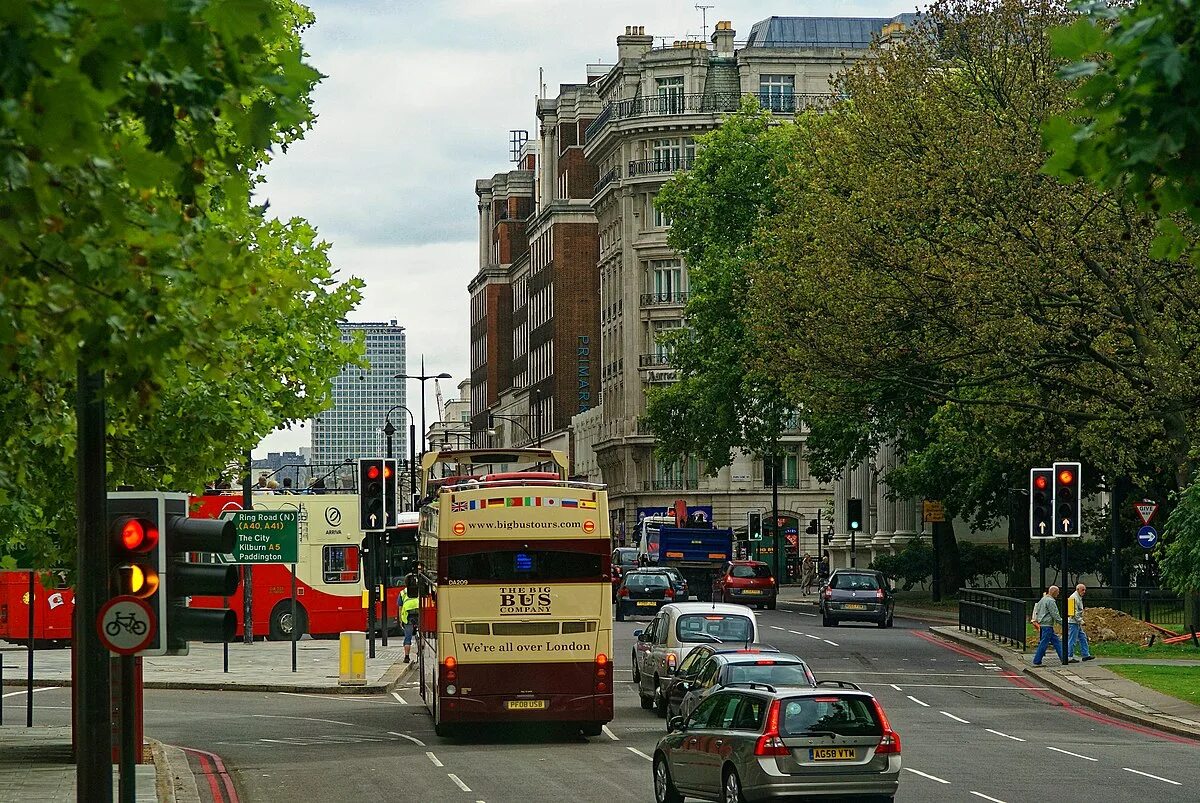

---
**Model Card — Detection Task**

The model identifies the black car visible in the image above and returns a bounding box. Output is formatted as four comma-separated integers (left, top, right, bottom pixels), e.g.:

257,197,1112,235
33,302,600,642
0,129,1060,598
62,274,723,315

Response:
616,571,677,621
611,547,640,600
820,569,895,628
641,566,689,601
662,645,816,721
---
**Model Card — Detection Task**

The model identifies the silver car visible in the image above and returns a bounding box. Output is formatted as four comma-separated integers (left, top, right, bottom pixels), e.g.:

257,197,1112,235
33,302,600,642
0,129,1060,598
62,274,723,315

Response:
653,684,901,802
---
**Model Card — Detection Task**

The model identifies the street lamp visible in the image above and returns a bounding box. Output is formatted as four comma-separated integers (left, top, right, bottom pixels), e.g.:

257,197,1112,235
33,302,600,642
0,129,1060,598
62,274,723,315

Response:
383,405,417,512
394,354,451,458
487,413,535,446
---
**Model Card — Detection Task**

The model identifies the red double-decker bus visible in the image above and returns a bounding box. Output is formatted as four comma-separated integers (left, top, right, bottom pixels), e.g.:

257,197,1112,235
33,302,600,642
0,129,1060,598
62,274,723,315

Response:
0,571,73,647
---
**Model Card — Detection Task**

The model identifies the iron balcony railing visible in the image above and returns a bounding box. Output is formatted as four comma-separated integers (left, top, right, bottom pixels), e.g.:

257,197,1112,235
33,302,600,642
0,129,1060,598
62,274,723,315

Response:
640,291,689,306
639,353,673,367
586,92,836,142
594,165,620,195
584,103,614,143
643,479,699,491
958,588,1028,650
628,157,695,177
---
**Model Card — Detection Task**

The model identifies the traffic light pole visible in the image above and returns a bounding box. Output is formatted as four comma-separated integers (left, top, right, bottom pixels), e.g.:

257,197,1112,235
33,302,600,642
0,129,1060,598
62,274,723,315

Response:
75,363,112,798
118,655,135,803
1060,538,1070,664
771,441,782,584
242,451,253,644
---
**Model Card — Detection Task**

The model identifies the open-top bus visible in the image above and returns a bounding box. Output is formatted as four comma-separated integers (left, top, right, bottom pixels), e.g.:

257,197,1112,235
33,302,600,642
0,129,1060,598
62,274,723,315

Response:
416,448,613,737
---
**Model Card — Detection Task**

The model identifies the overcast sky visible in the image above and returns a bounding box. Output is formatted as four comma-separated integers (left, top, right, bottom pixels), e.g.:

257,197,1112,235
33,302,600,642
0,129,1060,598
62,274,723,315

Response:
254,0,904,456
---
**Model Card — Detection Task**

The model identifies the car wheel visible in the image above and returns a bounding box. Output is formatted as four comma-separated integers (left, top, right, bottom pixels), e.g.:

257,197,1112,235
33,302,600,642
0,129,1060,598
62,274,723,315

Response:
653,755,684,803
616,605,625,622
822,614,832,627
640,691,655,710
631,652,641,683
767,598,777,610
722,766,746,803
654,677,667,718
886,614,895,628
877,616,888,628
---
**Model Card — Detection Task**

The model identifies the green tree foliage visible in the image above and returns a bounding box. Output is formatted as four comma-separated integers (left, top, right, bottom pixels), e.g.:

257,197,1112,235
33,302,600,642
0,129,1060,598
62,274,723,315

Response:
871,540,935,591
1043,0,1200,264
0,1,362,571
1163,476,1200,594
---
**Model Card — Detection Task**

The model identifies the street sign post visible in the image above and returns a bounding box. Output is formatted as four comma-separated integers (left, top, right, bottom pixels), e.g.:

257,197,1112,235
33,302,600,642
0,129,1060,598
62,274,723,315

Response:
96,596,156,656
1134,501,1159,526
1137,525,1158,550
226,510,298,563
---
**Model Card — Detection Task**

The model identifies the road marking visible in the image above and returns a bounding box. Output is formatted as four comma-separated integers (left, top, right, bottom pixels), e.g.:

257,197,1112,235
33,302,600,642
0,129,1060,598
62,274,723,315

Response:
969,792,1007,802
627,747,654,761
770,625,786,630
890,684,903,691
904,768,950,784
940,711,970,724
907,695,930,707
803,634,822,640
388,731,426,747
391,692,408,705
0,687,55,699
1122,768,1181,785
1046,746,1097,762
448,774,472,792
788,630,805,635
601,725,620,741
276,692,387,702
251,714,355,727
822,639,839,646
426,752,443,767
985,729,1025,742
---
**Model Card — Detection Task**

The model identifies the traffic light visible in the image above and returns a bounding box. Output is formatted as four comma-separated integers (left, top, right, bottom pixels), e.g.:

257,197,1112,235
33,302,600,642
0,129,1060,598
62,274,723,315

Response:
847,498,863,532
359,458,386,531
1029,467,1054,539
747,511,763,541
1053,461,1082,537
108,495,162,605
383,458,398,526
805,519,818,535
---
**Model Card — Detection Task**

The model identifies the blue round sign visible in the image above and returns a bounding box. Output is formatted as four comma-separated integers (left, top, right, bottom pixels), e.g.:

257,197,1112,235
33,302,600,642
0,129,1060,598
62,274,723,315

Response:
1137,525,1158,549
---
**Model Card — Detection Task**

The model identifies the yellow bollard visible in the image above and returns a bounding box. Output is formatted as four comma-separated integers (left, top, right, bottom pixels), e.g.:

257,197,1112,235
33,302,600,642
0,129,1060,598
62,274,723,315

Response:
339,631,367,686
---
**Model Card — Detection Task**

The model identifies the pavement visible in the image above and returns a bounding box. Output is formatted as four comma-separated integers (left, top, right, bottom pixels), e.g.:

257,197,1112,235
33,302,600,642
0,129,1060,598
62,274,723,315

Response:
0,726,157,802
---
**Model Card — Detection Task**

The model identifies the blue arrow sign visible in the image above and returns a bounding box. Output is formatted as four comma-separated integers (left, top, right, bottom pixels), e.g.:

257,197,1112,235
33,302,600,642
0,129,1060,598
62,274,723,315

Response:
1137,525,1158,549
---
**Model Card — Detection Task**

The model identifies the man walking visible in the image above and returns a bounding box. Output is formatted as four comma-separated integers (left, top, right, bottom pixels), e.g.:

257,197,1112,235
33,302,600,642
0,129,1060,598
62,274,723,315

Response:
801,553,816,595
1031,585,1070,667
1067,583,1095,661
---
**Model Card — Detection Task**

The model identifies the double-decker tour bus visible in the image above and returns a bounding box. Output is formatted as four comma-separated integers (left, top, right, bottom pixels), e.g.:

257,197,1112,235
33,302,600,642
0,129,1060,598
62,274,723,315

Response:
189,494,418,639
416,448,613,738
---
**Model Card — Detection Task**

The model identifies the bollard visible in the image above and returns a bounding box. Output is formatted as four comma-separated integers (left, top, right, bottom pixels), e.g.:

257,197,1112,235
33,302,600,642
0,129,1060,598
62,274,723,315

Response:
339,631,367,686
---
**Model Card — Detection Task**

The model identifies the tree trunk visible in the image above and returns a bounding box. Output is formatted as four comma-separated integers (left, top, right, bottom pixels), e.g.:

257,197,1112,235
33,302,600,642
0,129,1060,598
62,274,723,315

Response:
935,520,963,595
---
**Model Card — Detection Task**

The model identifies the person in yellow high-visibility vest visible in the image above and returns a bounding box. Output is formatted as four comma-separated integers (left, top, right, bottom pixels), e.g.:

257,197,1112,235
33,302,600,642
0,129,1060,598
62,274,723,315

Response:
399,586,420,663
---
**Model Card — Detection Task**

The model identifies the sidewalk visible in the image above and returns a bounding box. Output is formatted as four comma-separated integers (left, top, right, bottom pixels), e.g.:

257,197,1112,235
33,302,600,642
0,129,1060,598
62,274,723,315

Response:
931,625,1200,741
0,726,157,802
1,637,409,694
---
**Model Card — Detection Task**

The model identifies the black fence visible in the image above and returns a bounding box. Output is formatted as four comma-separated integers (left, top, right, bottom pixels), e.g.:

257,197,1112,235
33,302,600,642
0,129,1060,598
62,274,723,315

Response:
993,586,1185,628
958,588,1028,650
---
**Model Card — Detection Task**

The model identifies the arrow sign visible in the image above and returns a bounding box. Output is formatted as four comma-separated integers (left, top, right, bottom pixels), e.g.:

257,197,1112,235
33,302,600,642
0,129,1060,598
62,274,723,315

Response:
1137,525,1158,550
1038,521,1047,536
1134,501,1158,525
369,514,378,528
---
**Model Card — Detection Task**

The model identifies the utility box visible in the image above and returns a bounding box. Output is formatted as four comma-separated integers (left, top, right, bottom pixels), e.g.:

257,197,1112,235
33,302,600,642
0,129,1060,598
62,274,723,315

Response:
338,631,366,686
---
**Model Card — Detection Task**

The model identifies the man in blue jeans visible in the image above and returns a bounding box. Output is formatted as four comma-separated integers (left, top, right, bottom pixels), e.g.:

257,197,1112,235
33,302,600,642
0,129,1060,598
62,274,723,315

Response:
1067,583,1095,661
1031,585,1067,667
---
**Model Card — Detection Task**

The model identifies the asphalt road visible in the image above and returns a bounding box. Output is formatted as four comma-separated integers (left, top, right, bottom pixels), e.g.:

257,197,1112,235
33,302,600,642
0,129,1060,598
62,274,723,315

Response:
18,605,1200,802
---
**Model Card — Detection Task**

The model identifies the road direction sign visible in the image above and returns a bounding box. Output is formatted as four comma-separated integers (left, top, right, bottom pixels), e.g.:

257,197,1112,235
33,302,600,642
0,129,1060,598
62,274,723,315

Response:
922,500,946,523
1137,525,1159,550
97,595,156,655
1134,501,1159,526
225,510,299,563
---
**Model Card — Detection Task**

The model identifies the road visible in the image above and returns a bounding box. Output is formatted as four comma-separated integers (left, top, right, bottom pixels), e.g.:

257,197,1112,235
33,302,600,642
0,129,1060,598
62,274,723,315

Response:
16,606,1199,801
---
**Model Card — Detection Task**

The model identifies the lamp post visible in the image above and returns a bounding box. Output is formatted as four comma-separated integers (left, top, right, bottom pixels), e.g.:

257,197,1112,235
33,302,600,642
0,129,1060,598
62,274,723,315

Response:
383,405,417,512
395,354,451,459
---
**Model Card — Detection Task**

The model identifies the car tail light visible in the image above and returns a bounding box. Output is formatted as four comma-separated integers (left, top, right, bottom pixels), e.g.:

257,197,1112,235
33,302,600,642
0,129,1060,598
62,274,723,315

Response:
876,589,884,600
443,656,457,684
619,587,629,598
754,700,789,757
871,697,901,755
823,587,833,600
664,587,675,599
595,653,610,693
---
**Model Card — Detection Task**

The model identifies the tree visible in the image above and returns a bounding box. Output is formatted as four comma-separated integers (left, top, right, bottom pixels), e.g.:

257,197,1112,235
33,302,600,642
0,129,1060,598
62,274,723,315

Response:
0,1,363,571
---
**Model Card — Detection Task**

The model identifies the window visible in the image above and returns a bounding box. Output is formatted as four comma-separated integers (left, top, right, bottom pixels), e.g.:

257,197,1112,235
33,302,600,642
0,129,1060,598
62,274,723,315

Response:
653,455,698,487
759,74,795,112
675,613,753,644
650,258,683,296
447,550,603,583
656,76,684,113
696,658,721,689
322,545,360,584
677,649,707,678
830,572,881,591
651,319,683,358
688,693,725,730
779,695,883,737
722,661,816,690
731,564,774,579
763,453,799,486
730,695,767,730
652,138,682,171
652,200,673,228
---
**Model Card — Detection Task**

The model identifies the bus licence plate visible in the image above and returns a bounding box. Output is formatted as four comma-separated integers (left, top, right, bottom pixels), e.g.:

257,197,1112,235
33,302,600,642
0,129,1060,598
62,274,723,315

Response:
811,747,856,761
637,601,658,607
505,700,548,710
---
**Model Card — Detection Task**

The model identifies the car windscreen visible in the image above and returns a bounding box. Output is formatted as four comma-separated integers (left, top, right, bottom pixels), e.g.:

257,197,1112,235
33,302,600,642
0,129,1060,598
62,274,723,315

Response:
614,549,638,565
676,613,753,644
731,564,773,579
779,695,883,737
829,573,880,591
624,573,669,587
723,661,815,688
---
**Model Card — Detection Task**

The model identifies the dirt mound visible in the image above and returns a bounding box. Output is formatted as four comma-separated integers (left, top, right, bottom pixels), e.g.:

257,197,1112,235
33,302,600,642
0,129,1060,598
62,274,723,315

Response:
1026,606,1159,647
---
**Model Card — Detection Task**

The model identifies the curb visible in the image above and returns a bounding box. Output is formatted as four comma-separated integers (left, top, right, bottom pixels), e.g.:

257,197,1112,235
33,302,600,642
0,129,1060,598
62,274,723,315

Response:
930,627,1200,743
777,598,957,626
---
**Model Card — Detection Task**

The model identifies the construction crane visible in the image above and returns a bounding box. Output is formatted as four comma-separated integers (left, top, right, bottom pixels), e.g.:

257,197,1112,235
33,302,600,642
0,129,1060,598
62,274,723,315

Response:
434,378,445,422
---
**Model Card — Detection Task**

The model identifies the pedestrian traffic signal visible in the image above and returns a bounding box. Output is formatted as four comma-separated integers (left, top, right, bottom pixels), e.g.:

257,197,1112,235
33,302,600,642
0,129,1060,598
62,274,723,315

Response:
747,511,763,541
1053,461,1082,537
1029,468,1054,539
383,458,398,526
847,499,863,532
359,458,386,531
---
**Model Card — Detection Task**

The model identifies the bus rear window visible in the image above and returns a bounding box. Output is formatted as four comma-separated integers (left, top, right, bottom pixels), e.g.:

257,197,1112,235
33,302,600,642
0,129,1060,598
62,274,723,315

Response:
323,545,360,584
447,550,602,583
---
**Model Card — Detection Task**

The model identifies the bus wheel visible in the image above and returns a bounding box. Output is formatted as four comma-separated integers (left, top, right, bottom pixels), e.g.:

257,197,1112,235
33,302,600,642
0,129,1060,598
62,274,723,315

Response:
268,602,308,641
434,722,459,739
581,722,603,737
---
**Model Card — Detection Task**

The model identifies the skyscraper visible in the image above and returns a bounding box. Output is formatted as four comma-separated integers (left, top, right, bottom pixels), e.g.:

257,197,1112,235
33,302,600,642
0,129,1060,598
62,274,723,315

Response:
311,321,407,476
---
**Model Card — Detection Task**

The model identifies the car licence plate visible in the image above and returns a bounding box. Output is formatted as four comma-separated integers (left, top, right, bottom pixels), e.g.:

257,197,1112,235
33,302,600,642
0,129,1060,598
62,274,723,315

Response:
741,589,763,595
505,700,548,710
844,603,867,610
637,600,658,607
811,747,856,761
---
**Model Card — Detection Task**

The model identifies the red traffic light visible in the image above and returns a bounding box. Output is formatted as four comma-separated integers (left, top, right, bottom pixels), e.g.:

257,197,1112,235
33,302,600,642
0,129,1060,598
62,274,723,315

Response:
366,465,381,480
1058,469,1075,485
1034,475,1048,490
115,517,159,553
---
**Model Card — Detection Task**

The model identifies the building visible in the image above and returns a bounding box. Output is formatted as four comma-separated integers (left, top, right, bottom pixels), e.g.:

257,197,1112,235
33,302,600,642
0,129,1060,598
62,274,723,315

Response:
311,321,407,480
428,379,473,452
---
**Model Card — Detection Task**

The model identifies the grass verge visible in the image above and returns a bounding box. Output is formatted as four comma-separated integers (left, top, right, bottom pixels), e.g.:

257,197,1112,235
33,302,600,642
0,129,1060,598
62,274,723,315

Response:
1107,664,1200,706
1090,640,1200,660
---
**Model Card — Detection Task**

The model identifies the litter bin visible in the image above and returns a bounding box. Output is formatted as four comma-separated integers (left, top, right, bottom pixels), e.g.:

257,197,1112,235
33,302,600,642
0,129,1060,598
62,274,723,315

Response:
339,631,366,686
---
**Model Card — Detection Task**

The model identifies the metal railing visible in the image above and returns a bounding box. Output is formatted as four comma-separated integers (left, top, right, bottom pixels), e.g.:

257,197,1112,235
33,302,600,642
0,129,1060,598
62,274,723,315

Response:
641,291,689,306
628,157,695,177
643,479,698,491
994,586,1185,628
586,92,837,142
594,165,620,195
958,588,1028,650
639,353,673,367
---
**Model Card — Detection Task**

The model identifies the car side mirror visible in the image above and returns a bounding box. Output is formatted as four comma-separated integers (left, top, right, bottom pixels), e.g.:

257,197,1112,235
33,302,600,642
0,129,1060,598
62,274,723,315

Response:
668,716,686,733
634,629,645,641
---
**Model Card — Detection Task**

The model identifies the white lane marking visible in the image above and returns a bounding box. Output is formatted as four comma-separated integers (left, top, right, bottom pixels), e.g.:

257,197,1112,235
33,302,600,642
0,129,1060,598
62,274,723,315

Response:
1122,768,1181,786
601,725,620,741
259,738,312,746
969,792,1007,802
627,747,654,761
904,768,950,784
985,729,1025,742
890,684,903,692
907,695,930,707
822,639,839,646
448,774,472,792
251,713,355,727
804,634,822,640
1046,746,1097,762
388,731,426,747
770,625,786,630
940,711,970,724
391,691,408,705
426,752,444,767
276,692,387,702
788,630,805,635
1,687,55,699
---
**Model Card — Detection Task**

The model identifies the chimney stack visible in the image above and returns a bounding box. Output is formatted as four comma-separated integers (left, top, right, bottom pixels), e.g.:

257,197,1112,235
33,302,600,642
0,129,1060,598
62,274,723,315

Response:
711,20,735,55
617,24,653,60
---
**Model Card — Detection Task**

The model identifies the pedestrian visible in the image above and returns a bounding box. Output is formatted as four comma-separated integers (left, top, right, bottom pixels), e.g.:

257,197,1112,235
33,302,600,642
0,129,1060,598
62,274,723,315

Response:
399,583,420,663
281,477,293,493
1067,583,1095,661
801,553,816,595
1031,585,1069,666
817,555,830,584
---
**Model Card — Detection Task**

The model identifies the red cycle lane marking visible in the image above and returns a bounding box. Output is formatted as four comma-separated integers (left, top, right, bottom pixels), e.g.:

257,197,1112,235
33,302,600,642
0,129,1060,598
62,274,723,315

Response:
912,630,1200,746
190,750,224,803
184,746,240,803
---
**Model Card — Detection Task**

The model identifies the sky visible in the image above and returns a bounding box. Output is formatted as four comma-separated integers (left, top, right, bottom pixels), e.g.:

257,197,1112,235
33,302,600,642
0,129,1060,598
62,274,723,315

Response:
253,0,903,456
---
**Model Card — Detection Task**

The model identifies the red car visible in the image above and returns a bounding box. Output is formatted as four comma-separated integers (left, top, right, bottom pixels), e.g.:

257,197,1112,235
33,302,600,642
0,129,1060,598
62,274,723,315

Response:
712,560,777,609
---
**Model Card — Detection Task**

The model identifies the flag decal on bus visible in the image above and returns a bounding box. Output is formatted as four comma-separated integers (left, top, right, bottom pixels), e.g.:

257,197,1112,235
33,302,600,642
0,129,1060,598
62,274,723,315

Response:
451,501,469,512
561,499,579,508
579,499,597,509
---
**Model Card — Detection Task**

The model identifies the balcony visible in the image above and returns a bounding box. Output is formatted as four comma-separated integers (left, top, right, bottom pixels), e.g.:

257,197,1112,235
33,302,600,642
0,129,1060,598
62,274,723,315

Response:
593,165,620,196
584,103,614,144
628,157,695,178
586,92,835,143
643,479,698,491
641,291,689,307
639,353,673,368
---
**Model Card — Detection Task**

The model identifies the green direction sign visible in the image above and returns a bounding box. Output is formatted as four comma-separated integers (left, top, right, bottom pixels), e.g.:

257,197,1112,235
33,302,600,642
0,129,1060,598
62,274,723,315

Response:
226,510,298,564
